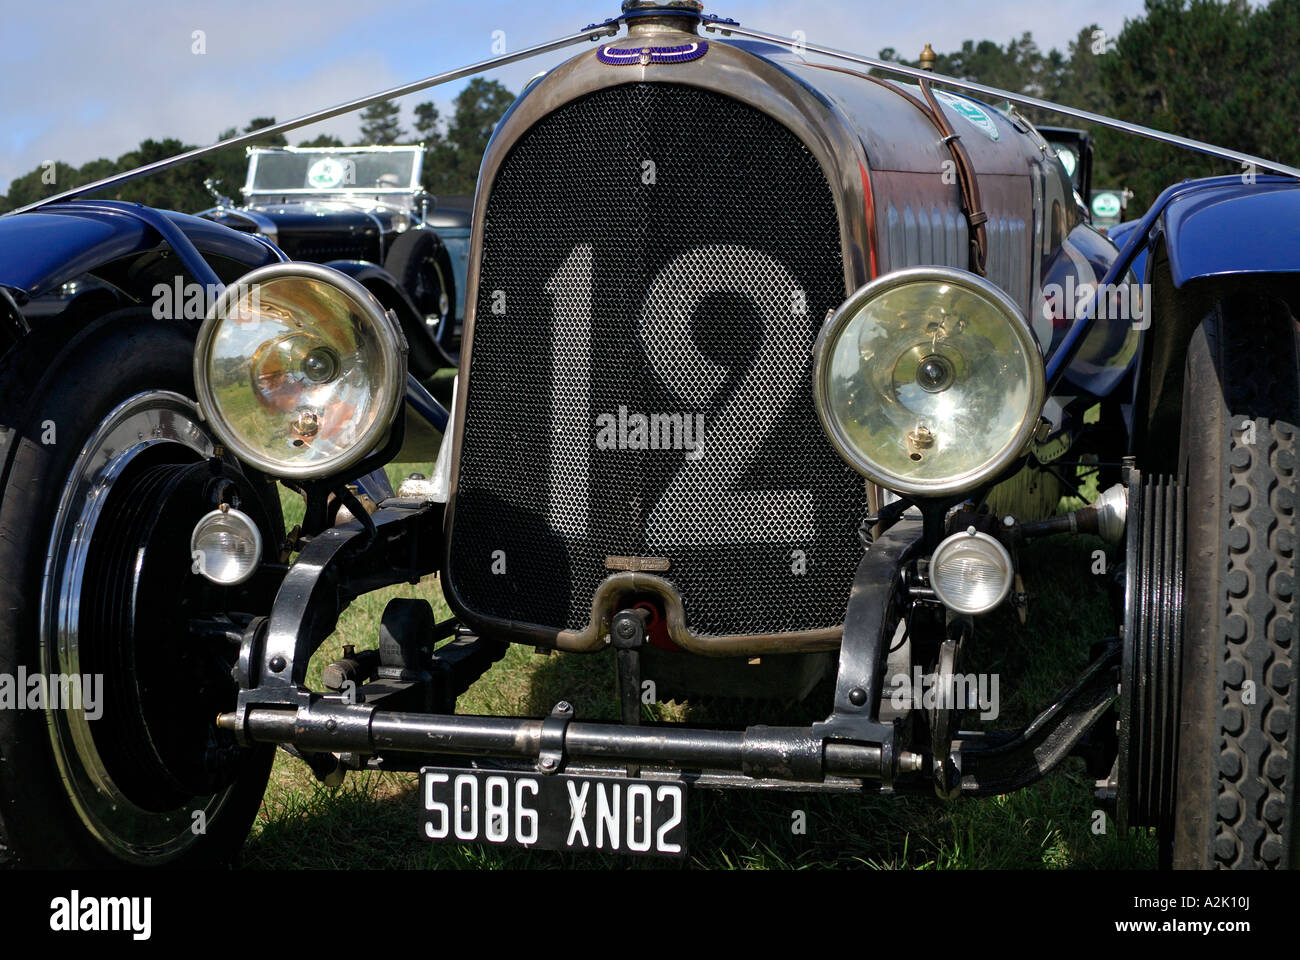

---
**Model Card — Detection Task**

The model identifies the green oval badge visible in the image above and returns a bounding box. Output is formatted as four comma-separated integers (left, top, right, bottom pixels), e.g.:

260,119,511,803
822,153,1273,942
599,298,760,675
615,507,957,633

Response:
933,91,1000,141
307,157,346,190
1092,192,1122,219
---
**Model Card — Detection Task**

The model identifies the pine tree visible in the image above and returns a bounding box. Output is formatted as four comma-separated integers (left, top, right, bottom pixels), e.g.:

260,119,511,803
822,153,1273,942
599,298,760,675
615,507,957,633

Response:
358,101,404,145
413,102,444,145
421,79,517,196
1097,0,1260,206
298,134,345,147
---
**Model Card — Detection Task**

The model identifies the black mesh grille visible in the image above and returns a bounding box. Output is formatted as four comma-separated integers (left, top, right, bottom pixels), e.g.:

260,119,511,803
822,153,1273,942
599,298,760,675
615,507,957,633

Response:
449,82,869,638
275,235,376,264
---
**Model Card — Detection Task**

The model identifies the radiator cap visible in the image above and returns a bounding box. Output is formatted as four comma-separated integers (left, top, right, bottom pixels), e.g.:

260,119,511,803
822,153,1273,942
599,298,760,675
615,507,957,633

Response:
622,0,703,11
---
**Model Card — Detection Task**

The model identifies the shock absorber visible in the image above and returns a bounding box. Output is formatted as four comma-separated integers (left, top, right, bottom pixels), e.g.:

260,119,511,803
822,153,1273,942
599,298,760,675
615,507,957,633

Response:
1016,483,1127,545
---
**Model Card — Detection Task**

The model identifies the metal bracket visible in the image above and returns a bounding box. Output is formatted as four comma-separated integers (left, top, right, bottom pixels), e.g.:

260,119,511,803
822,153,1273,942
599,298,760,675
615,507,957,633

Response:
611,607,649,776
930,629,966,798
537,701,575,775
228,500,441,743
960,642,1121,795
377,598,435,683
812,520,924,783
611,609,648,720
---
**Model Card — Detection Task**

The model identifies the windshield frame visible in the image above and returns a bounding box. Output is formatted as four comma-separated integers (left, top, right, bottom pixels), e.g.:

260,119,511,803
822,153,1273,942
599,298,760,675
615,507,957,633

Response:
242,144,425,197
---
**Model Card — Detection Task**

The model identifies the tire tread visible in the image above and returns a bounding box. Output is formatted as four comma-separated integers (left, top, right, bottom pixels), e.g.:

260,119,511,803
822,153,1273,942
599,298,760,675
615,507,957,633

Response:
1210,297,1297,868
1175,293,1300,869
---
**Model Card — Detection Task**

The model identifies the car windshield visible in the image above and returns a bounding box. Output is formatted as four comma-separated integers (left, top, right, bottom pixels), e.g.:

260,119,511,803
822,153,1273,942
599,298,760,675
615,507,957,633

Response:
248,149,420,192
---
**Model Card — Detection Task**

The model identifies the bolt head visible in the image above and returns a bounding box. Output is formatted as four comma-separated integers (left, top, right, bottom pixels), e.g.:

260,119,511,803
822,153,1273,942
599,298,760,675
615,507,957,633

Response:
848,687,868,706
270,655,287,673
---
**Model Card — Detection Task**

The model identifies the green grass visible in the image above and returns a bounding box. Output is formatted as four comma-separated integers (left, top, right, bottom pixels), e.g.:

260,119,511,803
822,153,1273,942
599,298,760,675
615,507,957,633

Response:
240,458,1155,870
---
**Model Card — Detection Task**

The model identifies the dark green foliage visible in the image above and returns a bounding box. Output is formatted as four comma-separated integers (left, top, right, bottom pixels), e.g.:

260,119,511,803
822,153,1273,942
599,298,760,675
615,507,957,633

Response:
1096,0,1300,205
298,134,346,148
412,78,517,196
2,117,290,214
358,100,404,145
2,161,82,213
882,0,1299,208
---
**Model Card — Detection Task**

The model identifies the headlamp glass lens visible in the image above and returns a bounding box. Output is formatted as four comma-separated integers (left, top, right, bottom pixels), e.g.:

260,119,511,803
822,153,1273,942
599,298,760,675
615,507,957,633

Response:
204,274,399,476
819,272,1043,495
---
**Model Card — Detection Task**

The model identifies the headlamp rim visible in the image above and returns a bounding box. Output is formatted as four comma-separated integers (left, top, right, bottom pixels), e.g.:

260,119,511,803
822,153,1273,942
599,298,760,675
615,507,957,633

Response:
189,506,264,586
928,528,1015,615
812,265,1045,498
193,261,407,481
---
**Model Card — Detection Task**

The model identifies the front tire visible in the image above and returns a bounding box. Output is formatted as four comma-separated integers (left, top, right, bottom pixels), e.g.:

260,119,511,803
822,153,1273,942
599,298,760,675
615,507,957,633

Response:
385,229,452,338
0,311,275,867
1172,292,1300,869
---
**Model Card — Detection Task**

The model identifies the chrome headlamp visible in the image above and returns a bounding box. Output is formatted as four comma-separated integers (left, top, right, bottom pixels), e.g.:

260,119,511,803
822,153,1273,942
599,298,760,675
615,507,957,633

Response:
813,266,1045,497
929,528,1014,615
194,263,406,480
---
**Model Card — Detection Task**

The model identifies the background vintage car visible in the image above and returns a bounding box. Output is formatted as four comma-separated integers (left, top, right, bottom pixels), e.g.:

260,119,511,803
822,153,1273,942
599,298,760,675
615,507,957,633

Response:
200,144,469,374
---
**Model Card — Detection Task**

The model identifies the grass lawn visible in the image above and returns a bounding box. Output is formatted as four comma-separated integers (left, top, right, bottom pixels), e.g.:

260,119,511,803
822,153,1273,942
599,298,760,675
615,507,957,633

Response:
240,455,1156,870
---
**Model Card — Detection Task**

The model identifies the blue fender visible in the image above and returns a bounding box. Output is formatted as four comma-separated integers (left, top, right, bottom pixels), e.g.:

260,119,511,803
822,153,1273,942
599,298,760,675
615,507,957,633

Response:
1105,219,1147,286
1101,181,1300,292
1046,175,1300,395
1040,222,1141,400
0,201,283,299
1159,179,1300,286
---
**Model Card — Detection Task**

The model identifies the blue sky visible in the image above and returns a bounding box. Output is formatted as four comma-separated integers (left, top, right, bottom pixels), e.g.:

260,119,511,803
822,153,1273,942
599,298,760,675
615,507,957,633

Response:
0,0,1151,193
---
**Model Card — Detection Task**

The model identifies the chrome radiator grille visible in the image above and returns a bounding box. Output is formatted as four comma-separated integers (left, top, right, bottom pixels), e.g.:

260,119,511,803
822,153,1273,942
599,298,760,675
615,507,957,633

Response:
447,82,869,639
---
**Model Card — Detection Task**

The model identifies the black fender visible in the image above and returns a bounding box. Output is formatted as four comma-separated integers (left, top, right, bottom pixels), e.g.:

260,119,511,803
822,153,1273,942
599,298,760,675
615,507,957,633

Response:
323,259,449,378
0,201,284,361
0,287,29,356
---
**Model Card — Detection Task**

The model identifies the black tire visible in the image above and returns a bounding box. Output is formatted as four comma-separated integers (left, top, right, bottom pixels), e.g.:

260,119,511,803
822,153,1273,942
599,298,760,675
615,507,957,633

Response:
384,228,453,334
1172,292,1300,869
0,311,274,868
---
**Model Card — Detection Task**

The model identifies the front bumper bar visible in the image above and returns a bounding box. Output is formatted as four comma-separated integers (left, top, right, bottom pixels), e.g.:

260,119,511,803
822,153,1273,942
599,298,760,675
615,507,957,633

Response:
220,497,1118,794
223,700,901,782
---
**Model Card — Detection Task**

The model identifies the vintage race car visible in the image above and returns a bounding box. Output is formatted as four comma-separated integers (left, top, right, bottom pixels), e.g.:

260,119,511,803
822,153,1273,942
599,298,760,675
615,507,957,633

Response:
0,0,1296,869
199,144,469,373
